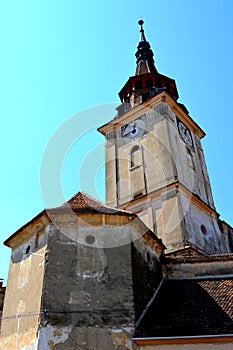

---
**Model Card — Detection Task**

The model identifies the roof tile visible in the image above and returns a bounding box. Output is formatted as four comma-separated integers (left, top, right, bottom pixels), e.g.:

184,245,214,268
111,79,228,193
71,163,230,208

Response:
50,191,133,215
135,279,233,338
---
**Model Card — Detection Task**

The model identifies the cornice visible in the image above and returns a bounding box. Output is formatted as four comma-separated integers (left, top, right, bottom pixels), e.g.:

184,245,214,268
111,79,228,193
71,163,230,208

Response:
98,92,205,139
133,335,233,345
4,211,49,249
118,179,219,219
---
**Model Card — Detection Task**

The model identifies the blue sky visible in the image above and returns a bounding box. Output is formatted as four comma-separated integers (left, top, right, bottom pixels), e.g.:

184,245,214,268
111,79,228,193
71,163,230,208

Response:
1,0,233,282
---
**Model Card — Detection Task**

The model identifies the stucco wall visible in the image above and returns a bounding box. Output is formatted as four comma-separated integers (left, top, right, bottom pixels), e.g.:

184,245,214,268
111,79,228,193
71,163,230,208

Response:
41,222,136,328
165,258,233,280
0,220,48,349
37,213,163,349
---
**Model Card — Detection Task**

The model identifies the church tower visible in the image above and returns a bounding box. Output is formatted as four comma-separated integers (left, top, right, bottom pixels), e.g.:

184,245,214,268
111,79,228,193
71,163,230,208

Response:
99,20,228,256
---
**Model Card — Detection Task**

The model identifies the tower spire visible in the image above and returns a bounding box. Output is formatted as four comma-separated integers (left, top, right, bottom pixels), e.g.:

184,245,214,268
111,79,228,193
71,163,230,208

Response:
117,19,179,114
138,19,147,42
135,19,156,75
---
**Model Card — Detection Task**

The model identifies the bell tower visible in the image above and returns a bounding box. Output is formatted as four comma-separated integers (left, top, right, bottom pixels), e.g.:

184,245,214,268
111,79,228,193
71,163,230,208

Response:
98,20,227,256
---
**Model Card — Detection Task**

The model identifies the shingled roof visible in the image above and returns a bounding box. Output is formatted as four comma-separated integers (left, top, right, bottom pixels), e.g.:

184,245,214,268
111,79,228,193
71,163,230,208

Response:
135,278,233,338
50,191,133,215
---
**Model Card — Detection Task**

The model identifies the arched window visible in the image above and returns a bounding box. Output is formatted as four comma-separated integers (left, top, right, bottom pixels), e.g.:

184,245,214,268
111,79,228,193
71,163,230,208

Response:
187,147,195,170
130,145,146,197
130,145,142,168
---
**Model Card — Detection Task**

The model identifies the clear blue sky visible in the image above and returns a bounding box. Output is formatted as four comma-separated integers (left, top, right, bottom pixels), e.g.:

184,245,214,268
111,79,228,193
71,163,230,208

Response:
1,0,233,282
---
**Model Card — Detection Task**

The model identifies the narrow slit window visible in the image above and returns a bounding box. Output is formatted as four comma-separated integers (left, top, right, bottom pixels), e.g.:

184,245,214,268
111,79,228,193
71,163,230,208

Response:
130,145,142,168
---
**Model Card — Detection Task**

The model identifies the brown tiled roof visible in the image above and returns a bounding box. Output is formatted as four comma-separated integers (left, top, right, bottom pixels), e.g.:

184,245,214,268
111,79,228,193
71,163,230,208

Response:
50,191,133,215
165,246,204,258
135,279,233,337
164,254,233,264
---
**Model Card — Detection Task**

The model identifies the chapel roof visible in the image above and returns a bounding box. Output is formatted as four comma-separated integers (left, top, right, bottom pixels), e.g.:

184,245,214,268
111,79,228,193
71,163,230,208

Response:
5,190,166,251
4,191,135,248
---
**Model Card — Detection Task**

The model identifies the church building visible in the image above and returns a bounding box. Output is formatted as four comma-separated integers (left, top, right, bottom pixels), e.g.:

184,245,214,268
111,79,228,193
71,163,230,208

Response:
0,20,233,349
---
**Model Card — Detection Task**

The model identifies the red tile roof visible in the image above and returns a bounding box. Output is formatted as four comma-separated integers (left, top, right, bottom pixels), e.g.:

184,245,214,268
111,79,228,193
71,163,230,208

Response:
200,279,233,319
50,191,133,215
135,278,233,337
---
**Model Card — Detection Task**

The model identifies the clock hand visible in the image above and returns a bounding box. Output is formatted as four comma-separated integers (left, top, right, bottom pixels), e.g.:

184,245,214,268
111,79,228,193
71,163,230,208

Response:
123,124,134,136
129,122,137,135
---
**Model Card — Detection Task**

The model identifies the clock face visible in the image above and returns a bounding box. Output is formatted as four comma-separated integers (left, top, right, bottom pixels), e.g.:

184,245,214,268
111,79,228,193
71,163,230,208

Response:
177,119,194,149
121,119,145,139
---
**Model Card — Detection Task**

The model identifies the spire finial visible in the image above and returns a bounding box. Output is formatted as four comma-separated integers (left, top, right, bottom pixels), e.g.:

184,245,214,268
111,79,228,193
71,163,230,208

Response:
138,19,144,28
138,19,146,42
135,19,156,74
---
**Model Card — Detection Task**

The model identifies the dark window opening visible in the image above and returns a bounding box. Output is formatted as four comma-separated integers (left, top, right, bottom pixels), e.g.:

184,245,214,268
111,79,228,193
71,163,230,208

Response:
131,145,142,168
146,79,153,88
141,92,151,102
201,225,207,234
25,245,30,254
135,81,143,90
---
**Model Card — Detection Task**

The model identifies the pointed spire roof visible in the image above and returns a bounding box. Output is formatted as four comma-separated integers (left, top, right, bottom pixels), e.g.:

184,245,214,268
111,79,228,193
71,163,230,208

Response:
117,19,179,114
135,19,157,75
138,19,147,42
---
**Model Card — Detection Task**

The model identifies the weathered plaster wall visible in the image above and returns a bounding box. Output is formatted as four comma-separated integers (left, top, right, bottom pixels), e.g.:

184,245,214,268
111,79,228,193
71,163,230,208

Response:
164,258,233,280
0,328,39,350
162,102,214,209
0,209,163,349
106,107,176,208
41,220,135,328
0,220,48,349
37,215,138,349
118,186,185,254
38,325,139,350
105,131,118,207
37,212,163,349
152,190,183,252
180,194,224,255
219,221,233,253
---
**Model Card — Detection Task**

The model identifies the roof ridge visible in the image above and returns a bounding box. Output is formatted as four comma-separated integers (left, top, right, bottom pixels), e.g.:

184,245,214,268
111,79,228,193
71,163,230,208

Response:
79,191,133,213
67,190,117,211
50,190,133,215
78,191,109,208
